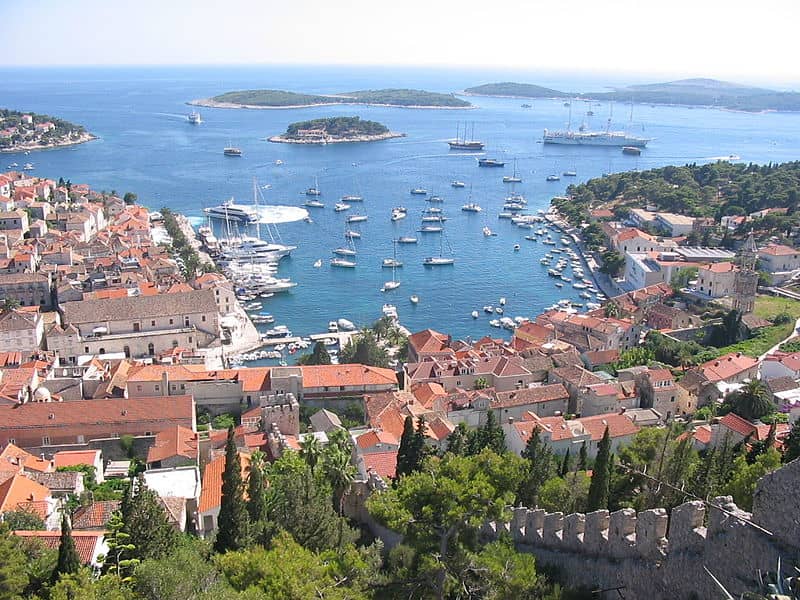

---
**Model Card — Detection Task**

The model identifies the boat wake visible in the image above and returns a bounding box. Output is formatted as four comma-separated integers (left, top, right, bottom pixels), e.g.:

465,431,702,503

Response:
254,205,309,224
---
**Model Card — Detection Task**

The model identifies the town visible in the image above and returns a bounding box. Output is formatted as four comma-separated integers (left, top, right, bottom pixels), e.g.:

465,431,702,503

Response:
0,165,798,598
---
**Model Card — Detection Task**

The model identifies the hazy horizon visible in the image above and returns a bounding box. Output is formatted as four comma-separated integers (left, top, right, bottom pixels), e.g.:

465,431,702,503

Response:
3,0,799,89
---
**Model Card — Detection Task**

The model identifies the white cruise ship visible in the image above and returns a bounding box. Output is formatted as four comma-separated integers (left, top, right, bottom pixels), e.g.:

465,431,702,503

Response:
204,199,258,224
542,128,650,147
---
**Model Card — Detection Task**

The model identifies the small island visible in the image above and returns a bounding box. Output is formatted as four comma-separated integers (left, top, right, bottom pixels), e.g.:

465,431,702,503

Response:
464,78,800,112
0,109,94,153
268,116,404,144
190,88,473,109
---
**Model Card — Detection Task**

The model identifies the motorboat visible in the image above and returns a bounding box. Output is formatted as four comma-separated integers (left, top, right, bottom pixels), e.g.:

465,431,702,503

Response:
471,310,479,318
333,247,357,256
204,199,259,224
513,244,520,251
330,257,356,268
478,158,505,167
462,203,482,212
397,236,418,244
391,211,406,221
410,188,427,195
304,199,324,208
483,227,496,237
410,295,419,304
489,319,501,327
347,214,368,223
381,281,401,292
328,321,339,332
334,203,350,212
499,297,506,305
419,225,443,233
382,258,403,268
451,180,466,188
563,170,577,177
264,325,292,338
223,145,242,156
483,306,494,313
188,111,202,124
341,194,363,202
313,259,322,268
427,195,443,203
495,307,504,314
546,174,561,181
344,230,361,239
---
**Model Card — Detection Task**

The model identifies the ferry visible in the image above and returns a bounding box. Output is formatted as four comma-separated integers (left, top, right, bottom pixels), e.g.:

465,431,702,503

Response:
223,145,242,156
543,128,650,147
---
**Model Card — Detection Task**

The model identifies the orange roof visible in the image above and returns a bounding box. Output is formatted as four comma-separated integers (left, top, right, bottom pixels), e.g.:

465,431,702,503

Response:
0,473,51,513
233,367,271,393
146,426,197,464
13,531,103,565
579,413,641,441
300,364,397,388
0,443,51,473
53,450,100,470
759,244,797,256
361,451,397,479
700,261,737,274
408,329,450,354
693,425,713,446
72,500,120,529
410,382,446,408
198,451,250,514
616,227,654,242
126,364,213,383
356,430,399,449
699,353,759,382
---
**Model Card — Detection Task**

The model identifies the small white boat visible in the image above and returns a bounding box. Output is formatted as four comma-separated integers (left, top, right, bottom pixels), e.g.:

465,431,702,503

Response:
495,307,504,314
483,226,496,237
22,163,34,171
381,281,401,292
499,297,506,306
563,170,577,177
328,321,339,332
555,282,564,288
410,295,419,304
391,211,407,221
344,230,361,239
333,247,357,256
427,195,443,203
330,257,356,268
342,194,363,202
513,244,520,251
397,236,418,244
419,225,443,233
483,305,494,313
462,203,482,212
471,310,479,319
305,199,324,208
347,214,368,223
489,319,501,328
382,258,403,268
313,259,322,268
275,159,283,165
410,188,427,195
546,174,561,182
334,203,351,212
451,180,466,188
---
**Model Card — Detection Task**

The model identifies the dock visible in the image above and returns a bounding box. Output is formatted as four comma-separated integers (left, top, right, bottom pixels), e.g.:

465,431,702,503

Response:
258,330,358,347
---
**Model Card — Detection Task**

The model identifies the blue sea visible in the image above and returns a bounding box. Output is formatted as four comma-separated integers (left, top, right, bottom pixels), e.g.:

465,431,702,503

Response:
2,65,799,346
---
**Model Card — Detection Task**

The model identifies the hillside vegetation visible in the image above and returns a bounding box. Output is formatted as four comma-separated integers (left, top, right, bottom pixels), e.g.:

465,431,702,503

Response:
285,116,389,138
464,78,800,112
210,88,471,108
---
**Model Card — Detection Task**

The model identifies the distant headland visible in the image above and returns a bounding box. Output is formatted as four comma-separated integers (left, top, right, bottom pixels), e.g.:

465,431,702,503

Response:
268,116,404,144
0,109,95,153
463,78,800,112
189,88,473,110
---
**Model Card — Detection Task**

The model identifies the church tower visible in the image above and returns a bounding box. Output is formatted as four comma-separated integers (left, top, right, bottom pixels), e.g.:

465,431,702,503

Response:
732,234,759,314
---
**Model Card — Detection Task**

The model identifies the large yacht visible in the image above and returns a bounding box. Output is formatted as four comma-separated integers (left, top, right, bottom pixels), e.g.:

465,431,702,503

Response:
204,199,258,224
218,236,296,262
188,111,202,124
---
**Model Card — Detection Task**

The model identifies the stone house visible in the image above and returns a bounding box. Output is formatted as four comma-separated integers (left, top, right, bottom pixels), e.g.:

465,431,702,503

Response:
0,309,44,353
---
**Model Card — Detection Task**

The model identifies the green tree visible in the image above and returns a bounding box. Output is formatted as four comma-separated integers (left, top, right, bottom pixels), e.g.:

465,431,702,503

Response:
577,441,588,471
599,250,625,277
587,427,612,511
730,379,774,421
368,450,525,600
474,376,489,390
537,472,592,514
49,569,135,600
0,524,29,599
1,508,45,531
120,476,177,562
214,426,248,553
246,451,271,545
560,449,572,477
53,513,81,583
0,297,20,312
339,329,389,367
135,540,227,600
297,341,332,365
517,426,555,507
396,416,421,478
100,511,139,582
724,448,782,511
468,411,506,455
122,192,137,205
464,537,546,599
445,422,469,456
784,419,800,463
298,433,323,474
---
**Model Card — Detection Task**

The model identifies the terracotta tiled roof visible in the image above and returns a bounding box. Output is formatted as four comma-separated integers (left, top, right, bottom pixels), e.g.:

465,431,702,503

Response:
146,426,197,464
234,367,271,393
361,451,397,479
53,450,100,470
616,227,655,242
582,349,619,366
491,384,569,409
759,244,797,256
0,473,50,512
0,443,51,472
578,413,641,441
698,353,758,382
647,368,674,383
356,430,399,449
27,471,83,493
13,531,103,565
408,329,450,354
410,382,446,408
701,261,737,274
198,451,250,514
692,425,713,446
719,413,760,439
72,500,120,529
301,364,397,388
764,351,800,373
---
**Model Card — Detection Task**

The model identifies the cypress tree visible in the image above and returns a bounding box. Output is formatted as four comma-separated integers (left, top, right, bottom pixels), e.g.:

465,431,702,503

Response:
215,426,248,552
784,419,800,463
517,426,555,507
587,427,612,511
560,449,572,477
53,513,80,583
120,475,177,561
577,441,588,471
446,422,469,456
396,416,417,478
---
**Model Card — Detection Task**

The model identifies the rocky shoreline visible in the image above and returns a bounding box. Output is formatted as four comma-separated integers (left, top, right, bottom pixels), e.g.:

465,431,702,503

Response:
188,98,474,110
268,131,406,144
0,132,97,153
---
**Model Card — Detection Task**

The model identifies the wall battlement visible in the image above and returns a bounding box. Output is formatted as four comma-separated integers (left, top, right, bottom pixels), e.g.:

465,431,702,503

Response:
476,459,800,599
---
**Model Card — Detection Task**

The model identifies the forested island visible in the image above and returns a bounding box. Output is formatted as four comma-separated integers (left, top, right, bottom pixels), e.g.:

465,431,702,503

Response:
190,88,472,109
465,78,800,112
268,116,404,144
0,108,94,152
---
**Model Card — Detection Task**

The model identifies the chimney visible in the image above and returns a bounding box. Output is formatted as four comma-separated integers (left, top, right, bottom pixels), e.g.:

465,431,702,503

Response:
507,417,514,425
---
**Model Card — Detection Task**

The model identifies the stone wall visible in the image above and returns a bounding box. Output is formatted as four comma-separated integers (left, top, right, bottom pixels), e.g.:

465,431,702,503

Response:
478,459,800,599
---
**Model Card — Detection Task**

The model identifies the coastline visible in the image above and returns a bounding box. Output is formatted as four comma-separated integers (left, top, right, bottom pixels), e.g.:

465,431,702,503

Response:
188,98,475,110
268,131,406,144
0,132,97,154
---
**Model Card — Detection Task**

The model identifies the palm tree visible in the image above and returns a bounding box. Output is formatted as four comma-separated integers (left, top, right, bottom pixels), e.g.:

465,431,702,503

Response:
323,447,357,551
299,435,323,474
0,297,20,312
731,379,774,421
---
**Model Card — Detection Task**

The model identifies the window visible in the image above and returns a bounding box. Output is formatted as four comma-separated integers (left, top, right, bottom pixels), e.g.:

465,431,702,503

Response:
169,318,174,325
155,385,160,391
133,322,140,332
202,315,206,322
42,436,51,445
180,384,185,390
340,386,345,391
76,435,85,444
8,438,15,445
145,431,153,436
151,320,156,326
136,385,142,392
184,317,190,326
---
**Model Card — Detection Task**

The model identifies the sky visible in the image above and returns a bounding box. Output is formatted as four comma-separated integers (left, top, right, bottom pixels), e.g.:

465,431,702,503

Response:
2,0,798,87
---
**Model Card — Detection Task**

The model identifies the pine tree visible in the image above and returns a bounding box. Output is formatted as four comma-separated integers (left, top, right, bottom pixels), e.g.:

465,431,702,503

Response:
246,450,268,523
396,416,417,478
52,513,80,583
215,426,249,552
587,427,612,511
784,419,800,463
577,441,588,471
120,475,177,562
560,449,572,477
517,426,555,507
411,415,428,468
446,422,469,456
483,411,506,454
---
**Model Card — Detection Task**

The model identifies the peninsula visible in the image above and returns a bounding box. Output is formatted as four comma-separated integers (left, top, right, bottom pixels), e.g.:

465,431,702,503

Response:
190,88,472,109
268,116,404,144
464,78,800,112
0,108,94,152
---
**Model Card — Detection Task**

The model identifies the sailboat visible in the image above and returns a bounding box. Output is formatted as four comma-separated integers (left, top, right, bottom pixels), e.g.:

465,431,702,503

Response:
448,122,485,151
333,226,357,257
503,159,522,183
381,241,401,292
342,176,363,202
305,176,321,196
423,231,455,266
331,232,357,267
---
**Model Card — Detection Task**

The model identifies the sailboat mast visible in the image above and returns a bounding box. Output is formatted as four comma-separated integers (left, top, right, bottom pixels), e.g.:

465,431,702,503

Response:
252,177,262,240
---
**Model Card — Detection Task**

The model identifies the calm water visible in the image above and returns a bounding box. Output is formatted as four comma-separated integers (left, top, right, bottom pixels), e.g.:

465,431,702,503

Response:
2,65,799,344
